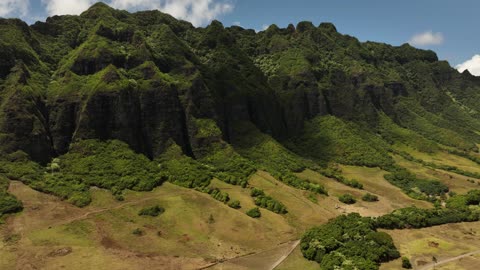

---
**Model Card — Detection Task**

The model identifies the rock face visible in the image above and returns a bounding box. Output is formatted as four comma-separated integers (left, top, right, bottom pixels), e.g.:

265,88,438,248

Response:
1,3,480,164
48,81,193,159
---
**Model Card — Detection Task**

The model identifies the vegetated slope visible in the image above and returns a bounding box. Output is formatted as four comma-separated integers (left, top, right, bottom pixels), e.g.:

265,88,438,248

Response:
0,1,478,209
1,3,480,269
0,2,479,167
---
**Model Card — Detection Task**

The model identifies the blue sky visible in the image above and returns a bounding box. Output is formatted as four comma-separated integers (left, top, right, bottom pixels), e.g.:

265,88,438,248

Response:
1,0,479,73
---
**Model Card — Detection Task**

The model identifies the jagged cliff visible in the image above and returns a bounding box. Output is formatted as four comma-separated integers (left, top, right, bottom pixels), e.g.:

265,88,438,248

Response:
1,2,480,166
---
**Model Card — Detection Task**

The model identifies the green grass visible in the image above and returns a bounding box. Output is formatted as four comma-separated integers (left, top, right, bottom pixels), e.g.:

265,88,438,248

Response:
28,220,94,247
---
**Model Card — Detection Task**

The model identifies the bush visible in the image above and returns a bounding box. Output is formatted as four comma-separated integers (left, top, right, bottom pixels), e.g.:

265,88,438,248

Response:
198,187,230,203
228,200,241,209
250,188,265,197
0,175,23,216
0,192,23,216
254,195,288,214
246,207,261,218
138,205,165,217
362,193,379,202
338,194,356,204
402,257,412,269
132,228,144,236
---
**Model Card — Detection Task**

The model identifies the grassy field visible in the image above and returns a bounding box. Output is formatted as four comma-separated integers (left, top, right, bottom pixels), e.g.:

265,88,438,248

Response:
395,144,480,174
296,168,430,217
1,154,479,269
380,222,480,270
1,179,304,270
393,154,480,193
434,253,480,270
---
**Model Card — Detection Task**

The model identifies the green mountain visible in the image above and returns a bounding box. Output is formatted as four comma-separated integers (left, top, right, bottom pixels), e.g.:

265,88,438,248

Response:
1,3,480,270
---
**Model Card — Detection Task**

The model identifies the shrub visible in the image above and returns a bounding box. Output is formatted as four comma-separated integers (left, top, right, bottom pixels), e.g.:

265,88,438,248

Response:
362,193,379,202
246,207,261,218
132,228,144,236
338,194,356,204
198,187,230,203
254,195,288,214
228,200,241,209
0,192,23,216
402,257,412,269
250,188,265,197
0,175,23,216
138,205,165,217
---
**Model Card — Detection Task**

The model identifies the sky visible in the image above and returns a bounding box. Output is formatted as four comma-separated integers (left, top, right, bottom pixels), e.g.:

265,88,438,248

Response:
0,0,479,75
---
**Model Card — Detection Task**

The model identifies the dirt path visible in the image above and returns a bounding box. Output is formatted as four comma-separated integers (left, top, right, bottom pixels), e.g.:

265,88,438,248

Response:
59,194,160,226
271,240,300,270
417,250,480,270
204,239,300,270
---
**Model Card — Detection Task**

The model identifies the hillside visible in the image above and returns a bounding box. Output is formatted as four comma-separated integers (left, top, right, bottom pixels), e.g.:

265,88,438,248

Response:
1,2,480,270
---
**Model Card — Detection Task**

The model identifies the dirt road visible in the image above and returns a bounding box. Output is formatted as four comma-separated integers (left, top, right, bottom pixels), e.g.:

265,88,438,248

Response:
205,239,300,270
417,250,480,270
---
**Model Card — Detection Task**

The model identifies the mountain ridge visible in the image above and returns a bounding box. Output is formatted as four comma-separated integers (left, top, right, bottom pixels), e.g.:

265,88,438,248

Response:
2,3,480,270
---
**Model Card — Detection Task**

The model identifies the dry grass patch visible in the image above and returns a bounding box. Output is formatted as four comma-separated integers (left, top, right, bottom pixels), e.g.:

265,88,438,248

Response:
393,154,480,193
275,245,318,270
380,221,480,270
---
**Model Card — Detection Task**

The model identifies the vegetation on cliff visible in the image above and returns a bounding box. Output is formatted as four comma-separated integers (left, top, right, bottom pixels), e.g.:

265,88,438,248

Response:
0,3,480,216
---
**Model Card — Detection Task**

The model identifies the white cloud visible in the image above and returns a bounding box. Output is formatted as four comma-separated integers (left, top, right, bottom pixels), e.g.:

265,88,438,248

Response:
109,0,234,26
233,21,241,26
456,55,480,76
408,31,444,46
0,0,29,17
42,0,95,16
35,0,234,26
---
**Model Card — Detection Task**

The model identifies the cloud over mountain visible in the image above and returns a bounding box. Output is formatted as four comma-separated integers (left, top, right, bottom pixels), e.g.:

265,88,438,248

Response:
409,31,444,46
456,55,480,76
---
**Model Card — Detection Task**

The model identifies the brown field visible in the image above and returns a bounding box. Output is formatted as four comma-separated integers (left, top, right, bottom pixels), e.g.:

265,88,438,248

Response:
380,222,480,270
0,178,304,270
296,168,430,217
